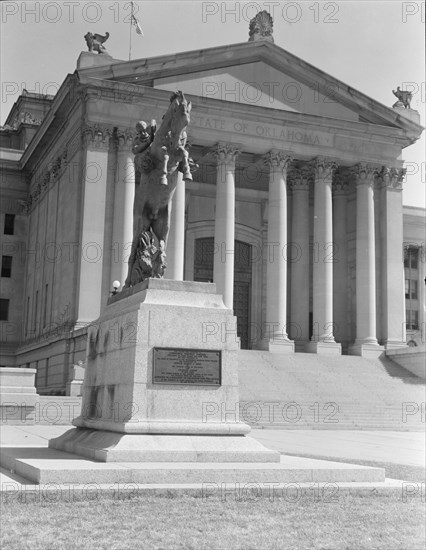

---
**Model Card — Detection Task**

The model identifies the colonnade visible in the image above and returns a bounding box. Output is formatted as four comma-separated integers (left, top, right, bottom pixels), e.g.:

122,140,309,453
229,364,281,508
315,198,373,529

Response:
79,132,406,355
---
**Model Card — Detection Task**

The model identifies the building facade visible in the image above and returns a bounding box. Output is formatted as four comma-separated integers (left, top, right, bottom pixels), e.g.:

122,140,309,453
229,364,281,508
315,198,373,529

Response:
0,36,424,393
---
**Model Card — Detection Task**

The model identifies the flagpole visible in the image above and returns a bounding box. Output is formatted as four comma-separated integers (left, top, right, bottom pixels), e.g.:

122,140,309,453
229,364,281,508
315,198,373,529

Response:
129,1,133,61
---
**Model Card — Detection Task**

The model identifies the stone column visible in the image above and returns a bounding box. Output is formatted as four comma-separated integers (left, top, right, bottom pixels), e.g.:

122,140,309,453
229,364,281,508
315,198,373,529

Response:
263,151,294,352
380,166,407,349
212,143,240,309
306,157,341,354
76,125,112,324
165,171,186,280
349,164,384,357
288,168,310,350
332,174,349,350
110,128,135,289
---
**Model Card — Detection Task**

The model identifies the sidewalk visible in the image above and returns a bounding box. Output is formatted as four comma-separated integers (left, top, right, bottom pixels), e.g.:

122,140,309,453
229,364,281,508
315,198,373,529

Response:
1,425,424,466
250,429,425,467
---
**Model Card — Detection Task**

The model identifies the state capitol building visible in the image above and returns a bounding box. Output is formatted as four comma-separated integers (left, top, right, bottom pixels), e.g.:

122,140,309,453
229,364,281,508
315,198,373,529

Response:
1,14,424,394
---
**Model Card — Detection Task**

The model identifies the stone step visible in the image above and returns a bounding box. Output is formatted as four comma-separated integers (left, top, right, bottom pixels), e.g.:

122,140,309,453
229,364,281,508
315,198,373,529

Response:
238,351,425,430
0,447,385,485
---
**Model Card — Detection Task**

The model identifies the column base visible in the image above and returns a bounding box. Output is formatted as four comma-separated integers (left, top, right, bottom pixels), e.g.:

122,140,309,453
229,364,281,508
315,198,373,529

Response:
293,340,308,353
349,342,385,358
268,338,295,353
305,341,342,355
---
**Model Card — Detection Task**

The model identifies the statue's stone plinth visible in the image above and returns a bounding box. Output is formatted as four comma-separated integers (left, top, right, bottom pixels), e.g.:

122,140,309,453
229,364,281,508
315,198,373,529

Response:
76,51,119,69
50,280,279,462
393,106,421,124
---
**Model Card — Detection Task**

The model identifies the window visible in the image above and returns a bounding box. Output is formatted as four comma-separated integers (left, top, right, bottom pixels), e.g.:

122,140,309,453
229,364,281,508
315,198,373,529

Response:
406,310,419,330
4,214,15,235
405,279,418,300
404,247,419,269
0,299,10,321
1,256,12,278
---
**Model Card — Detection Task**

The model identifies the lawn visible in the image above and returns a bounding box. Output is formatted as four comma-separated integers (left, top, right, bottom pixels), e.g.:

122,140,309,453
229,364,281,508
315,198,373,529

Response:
1,487,425,550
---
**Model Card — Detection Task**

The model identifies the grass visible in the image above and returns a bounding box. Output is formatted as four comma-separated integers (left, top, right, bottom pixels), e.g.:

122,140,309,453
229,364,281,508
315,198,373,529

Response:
1,488,425,550
1,454,424,549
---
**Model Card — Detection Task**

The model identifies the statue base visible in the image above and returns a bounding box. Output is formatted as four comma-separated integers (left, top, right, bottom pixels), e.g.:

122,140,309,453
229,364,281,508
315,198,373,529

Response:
49,279,279,463
392,106,421,124
76,51,119,70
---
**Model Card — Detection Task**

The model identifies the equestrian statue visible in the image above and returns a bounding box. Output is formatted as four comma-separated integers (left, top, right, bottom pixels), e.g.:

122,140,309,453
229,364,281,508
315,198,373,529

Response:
124,91,194,288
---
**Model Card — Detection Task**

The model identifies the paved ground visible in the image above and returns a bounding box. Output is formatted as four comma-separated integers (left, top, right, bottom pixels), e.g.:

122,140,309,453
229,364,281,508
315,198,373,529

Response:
1,425,424,466
0,425,423,493
250,428,426,468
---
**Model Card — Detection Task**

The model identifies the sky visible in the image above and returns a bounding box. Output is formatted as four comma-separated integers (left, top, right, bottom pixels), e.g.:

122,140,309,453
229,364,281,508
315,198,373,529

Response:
1,0,425,206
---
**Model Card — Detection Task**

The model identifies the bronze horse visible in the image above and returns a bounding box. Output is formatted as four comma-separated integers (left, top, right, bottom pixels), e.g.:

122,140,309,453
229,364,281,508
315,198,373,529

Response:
124,91,192,288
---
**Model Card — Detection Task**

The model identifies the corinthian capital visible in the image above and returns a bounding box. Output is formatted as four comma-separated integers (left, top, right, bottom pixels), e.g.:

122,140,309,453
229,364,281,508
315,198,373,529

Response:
332,172,350,195
83,124,113,150
289,167,311,191
114,127,134,150
351,162,380,187
381,166,405,190
211,142,240,165
263,150,293,172
310,157,338,180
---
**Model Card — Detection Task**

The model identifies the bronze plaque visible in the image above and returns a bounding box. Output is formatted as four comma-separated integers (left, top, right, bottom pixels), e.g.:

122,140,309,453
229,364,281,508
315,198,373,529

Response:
153,348,221,386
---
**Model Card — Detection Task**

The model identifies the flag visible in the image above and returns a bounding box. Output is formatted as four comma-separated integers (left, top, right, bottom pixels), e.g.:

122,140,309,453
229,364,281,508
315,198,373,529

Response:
131,14,144,36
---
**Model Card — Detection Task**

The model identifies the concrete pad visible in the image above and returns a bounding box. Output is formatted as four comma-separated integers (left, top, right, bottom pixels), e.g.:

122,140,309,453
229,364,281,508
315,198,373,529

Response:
0,446,385,485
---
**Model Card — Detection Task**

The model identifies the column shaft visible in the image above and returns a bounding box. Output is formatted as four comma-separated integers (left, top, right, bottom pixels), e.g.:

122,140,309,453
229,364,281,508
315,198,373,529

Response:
76,127,111,324
306,158,341,354
290,171,310,346
264,151,294,351
332,179,348,348
355,167,378,345
111,134,135,287
166,172,186,280
213,144,239,309
380,167,407,349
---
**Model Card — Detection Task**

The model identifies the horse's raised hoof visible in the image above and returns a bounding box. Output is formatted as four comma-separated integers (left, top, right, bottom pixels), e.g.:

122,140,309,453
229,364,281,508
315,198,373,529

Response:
159,176,168,185
183,172,193,182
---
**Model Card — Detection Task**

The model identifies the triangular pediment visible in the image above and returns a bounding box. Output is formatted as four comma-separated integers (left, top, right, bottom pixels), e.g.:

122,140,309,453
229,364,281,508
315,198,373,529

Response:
153,61,359,122
76,40,423,138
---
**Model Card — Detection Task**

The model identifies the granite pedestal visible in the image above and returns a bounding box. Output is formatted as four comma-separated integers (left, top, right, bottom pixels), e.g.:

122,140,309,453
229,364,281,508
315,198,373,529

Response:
50,280,279,462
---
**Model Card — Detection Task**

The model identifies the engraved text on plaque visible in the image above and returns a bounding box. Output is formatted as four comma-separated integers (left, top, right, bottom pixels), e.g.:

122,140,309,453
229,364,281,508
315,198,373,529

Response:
153,348,221,385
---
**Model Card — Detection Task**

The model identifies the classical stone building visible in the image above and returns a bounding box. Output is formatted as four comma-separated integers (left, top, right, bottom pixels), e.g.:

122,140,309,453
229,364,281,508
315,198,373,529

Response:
0,28,424,393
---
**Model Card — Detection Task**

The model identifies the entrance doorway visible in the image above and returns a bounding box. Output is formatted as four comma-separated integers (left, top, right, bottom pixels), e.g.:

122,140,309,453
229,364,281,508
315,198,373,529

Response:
194,237,252,349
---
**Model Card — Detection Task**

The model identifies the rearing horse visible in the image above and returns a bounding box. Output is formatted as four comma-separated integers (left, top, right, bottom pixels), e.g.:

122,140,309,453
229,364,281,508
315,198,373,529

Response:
124,91,192,288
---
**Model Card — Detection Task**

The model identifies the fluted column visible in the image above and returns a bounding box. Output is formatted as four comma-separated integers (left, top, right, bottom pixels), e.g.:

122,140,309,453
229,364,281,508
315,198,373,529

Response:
289,168,310,349
263,151,294,352
110,129,135,288
76,125,112,324
380,166,407,349
212,143,240,309
165,171,186,280
306,157,341,354
349,163,383,356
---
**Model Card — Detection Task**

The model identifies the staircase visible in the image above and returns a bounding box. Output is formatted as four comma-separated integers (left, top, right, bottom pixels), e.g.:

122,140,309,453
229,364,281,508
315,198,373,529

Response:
238,351,425,431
